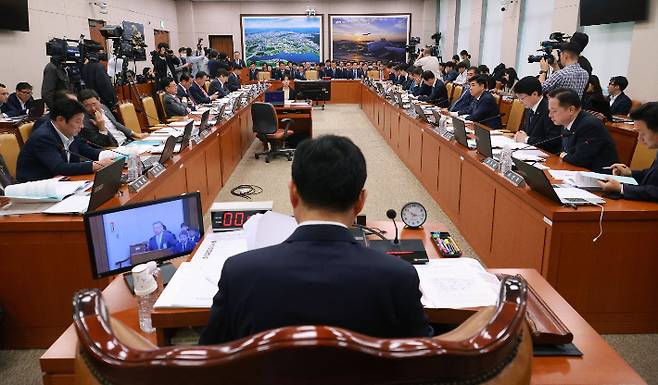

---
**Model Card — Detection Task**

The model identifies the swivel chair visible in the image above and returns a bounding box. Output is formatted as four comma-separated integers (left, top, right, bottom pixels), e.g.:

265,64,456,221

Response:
251,102,294,163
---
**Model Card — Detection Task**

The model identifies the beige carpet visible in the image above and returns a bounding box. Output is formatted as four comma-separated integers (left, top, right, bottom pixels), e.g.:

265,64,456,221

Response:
1,104,655,385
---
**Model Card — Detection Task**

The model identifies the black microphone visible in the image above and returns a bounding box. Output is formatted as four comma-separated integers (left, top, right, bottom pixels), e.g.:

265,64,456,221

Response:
83,139,148,173
386,209,400,245
58,145,104,168
511,132,570,153
477,113,504,125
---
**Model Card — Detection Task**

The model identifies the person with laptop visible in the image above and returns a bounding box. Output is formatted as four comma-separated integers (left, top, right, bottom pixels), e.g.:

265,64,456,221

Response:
548,88,619,173
16,98,114,182
512,76,562,154
199,135,431,344
78,89,147,148
598,102,658,201
447,75,502,129
418,71,449,108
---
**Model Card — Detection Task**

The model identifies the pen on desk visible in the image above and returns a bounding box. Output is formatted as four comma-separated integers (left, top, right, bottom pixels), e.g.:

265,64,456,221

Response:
385,251,415,255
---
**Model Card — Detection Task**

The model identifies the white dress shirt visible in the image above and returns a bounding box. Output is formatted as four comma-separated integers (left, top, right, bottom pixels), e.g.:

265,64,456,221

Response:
413,56,441,78
298,220,347,228
609,92,619,107
102,110,128,145
52,121,73,162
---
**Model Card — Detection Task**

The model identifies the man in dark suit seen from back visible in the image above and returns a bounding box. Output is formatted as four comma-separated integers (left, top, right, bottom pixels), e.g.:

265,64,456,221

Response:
199,135,431,344
599,102,658,201
549,88,619,172
607,76,633,116
16,99,114,182
512,76,562,154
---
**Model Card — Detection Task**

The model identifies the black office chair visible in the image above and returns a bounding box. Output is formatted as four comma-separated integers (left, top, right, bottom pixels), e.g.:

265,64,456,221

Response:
251,102,294,163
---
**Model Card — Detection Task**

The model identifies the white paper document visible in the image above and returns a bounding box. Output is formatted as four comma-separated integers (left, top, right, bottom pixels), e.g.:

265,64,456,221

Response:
4,179,91,203
42,195,91,214
154,263,218,308
414,258,500,309
190,230,248,285
242,211,298,251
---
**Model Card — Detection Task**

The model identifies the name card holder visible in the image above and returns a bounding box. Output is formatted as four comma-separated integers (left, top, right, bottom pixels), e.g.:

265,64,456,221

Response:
128,175,149,193
503,170,525,187
482,157,500,171
147,163,166,178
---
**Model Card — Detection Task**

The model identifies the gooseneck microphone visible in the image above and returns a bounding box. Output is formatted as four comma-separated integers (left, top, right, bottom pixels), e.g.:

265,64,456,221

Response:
478,113,504,124
58,145,104,168
84,139,148,173
386,209,400,245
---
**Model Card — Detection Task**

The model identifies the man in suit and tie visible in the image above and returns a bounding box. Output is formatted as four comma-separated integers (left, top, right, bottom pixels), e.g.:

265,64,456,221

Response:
189,71,219,104
199,135,431,344
231,51,246,69
0,83,9,118
449,66,479,113
174,231,195,254
180,222,200,243
227,67,241,92
79,89,147,148
327,62,340,79
162,77,190,117
548,88,619,172
248,63,259,81
147,221,177,250
418,71,450,108
176,73,196,108
3,82,34,117
512,76,562,154
209,69,230,98
607,76,632,116
599,102,658,201
448,75,501,129
16,99,114,182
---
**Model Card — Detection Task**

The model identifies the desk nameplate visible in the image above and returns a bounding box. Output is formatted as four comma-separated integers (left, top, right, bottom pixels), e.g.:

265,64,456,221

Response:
128,175,149,193
147,163,166,178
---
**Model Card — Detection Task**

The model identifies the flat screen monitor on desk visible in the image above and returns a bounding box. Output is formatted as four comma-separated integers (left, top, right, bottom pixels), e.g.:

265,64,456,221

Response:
264,91,285,106
83,192,204,278
295,80,331,101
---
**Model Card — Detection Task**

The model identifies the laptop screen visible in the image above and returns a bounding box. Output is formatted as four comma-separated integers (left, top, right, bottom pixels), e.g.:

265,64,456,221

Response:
452,118,470,148
265,91,285,105
474,125,493,158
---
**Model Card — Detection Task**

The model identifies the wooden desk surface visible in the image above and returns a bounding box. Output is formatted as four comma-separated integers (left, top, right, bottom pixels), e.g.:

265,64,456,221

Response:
40,222,645,385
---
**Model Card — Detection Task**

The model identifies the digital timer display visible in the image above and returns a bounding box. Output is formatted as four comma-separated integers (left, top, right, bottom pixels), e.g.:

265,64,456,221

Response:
211,209,269,230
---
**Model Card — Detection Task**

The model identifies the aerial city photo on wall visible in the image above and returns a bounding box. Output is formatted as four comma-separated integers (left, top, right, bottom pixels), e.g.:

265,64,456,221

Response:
241,15,323,65
330,14,410,63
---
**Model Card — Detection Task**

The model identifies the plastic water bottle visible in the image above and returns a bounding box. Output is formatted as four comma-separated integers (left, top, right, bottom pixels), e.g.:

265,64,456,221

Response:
127,153,141,182
132,263,160,333
499,148,513,174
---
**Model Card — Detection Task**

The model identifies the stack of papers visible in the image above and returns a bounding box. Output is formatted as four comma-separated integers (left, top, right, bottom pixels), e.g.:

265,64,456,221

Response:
4,179,91,203
154,231,248,309
242,211,298,251
414,258,500,309
548,170,638,189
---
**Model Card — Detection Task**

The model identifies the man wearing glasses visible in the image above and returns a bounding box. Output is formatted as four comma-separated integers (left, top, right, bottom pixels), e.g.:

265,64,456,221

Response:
2,82,33,117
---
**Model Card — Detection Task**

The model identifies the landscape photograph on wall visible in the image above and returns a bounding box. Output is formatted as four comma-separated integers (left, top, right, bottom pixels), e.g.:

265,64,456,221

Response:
241,15,323,65
330,14,410,62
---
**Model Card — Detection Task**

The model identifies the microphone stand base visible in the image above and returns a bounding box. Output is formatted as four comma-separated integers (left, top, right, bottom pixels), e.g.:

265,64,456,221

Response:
368,239,429,265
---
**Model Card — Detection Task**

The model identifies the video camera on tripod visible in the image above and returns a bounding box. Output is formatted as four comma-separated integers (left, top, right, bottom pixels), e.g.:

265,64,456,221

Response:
45,35,104,90
527,32,571,64
100,24,147,61
406,36,421,62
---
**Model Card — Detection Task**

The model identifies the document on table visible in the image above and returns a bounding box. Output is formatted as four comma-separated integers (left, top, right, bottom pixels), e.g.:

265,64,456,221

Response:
0,202,57,216
548,170,578,182
414,258,500,309
242,211,298,251
153,263,218,308
190,230,248,285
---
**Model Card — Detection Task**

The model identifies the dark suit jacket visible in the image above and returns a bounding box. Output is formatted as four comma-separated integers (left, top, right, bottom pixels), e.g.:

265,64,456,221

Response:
419,80,449,108
325,68,339,79
273,68,291,81
561,111,619,172
3,93,32,117
275,87,297,100
80,104,133,148
82,61,118,109
449,88,473,113
583,91,612,121
164,93,188,117
623,153,658,201
16,121,101,182
199,224,431,344
609,92,632,116
230,59,246,69
413,82,432,97
208,79,229,98
0,153,14,190
457,91,502,129
174,239,195,254
148,231,177,250
521,97,562,154
293,71,306,80
189,82,211,104
248,69,259,81
227,73,241,92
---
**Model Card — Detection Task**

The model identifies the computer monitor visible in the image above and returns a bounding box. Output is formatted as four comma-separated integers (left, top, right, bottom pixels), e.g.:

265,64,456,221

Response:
295,80,331,101
264,91,285,106
474,125,493,158
84,192,204,278
452,117,470,148
197,110,210,135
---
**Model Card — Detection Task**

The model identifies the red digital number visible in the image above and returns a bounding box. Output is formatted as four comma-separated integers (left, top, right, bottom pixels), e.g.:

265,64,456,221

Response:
222,212,233,227
235,212,245,226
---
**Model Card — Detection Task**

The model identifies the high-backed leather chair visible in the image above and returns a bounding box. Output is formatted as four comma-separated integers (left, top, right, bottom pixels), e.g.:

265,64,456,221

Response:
506,99,526,133
367,70,380,80
251,102,294,163
18,121,34,145
452,85,463,103
118,103,142,134
141,96,161,127
0,133,20,177
446,82,454,102
305,70,319,80
257,71,271,81
73,276,531,385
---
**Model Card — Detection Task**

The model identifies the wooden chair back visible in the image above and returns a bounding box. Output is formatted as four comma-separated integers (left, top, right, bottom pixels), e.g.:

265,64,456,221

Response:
506,99,526,133
18,122,34,144
630,99,642,113
118,103,141,133
204,81,210,93
141,97,161,127
305,70,319,80
0,133,20,177
157,91,168,118
257,71,271,81
446,82,454,102
452,85,463,103
73,276,531,385
367,70,380,80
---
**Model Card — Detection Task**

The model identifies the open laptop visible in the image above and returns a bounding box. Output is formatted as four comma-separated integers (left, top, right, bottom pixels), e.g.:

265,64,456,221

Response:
265,91,285,106
196,110,210,137
513,158,605,205
142,136,177,169
474,125,494,158
452,117,476,149
43,158,125,214
174,121,194,153
27,99,45,119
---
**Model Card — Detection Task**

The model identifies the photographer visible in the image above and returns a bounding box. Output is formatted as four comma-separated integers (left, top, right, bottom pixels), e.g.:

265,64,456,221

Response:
151,42,189,89
82,50,117,110
41,56,72,109
539,38,589,98
413,47,441,78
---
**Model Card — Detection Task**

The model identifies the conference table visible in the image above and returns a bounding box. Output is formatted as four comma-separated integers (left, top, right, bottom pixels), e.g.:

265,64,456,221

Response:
360,84,658,334
39,221,646,385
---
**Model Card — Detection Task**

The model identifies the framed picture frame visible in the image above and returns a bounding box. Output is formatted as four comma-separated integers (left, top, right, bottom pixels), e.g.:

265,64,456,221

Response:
240,14,324,65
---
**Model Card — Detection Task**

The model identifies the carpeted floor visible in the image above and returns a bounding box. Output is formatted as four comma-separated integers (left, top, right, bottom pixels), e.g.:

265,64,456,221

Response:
1,104,655,385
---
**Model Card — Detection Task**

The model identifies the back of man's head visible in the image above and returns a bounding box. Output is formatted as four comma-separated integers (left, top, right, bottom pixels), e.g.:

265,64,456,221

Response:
421,70,435,81
548,87,581,109
630,102,658,133
292,135,367,212
513,76,542,96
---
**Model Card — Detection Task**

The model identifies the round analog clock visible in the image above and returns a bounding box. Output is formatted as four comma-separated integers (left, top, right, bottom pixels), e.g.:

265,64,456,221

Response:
400,202,427,229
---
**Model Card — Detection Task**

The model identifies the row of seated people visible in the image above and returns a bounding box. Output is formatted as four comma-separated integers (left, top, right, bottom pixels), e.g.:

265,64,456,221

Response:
246,60,390,81
146,221,200,254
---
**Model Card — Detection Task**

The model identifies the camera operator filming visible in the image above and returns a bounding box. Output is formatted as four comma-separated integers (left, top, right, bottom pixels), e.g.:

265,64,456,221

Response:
534,32,589,98
413,46,441,79
151,43,190,90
